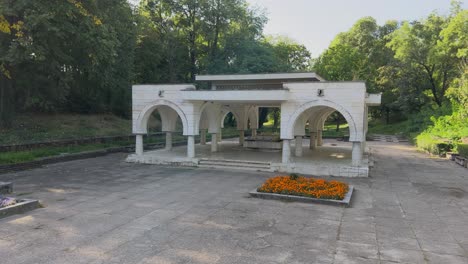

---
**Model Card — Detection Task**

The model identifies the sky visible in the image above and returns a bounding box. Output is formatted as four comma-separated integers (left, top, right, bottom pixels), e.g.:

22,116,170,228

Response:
247,0,467,57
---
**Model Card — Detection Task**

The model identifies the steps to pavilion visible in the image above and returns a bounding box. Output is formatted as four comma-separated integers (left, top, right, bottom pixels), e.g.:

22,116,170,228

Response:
198,158,271,172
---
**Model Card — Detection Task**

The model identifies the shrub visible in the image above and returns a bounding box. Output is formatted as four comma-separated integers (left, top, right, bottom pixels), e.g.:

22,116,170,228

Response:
416,133,454,156
458,144,468,158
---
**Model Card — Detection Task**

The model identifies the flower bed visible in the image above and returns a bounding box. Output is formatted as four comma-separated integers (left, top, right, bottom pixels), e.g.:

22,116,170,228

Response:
0,196,17,208
257,175,349,200
0,197,40,219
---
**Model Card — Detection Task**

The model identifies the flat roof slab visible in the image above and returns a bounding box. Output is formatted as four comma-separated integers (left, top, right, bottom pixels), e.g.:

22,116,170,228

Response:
195,72,324,82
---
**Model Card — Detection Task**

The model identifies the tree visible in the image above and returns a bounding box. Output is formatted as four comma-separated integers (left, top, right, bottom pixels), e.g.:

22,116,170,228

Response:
440,9,468,117
387,14,459,107
0,0,136,126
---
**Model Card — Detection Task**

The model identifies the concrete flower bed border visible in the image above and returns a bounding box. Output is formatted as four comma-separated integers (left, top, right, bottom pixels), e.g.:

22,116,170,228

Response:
0,199,41,219
249,186,354,207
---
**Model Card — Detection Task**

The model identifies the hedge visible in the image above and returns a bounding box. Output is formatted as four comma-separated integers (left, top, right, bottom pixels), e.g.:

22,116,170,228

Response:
458,144,468,158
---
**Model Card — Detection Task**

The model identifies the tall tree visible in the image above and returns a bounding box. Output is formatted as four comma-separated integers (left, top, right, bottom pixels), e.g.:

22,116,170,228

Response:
387,14,459,107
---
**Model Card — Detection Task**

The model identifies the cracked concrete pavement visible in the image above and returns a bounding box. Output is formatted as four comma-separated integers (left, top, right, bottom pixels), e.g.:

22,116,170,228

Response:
0,140,467,263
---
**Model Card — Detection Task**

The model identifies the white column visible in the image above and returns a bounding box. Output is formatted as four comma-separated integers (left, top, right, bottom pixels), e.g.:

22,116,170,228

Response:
309,132,317,149
252,128,257,138
200,129,207,145
282,139,291,163
211,133,218,152
317,130,323,146
352,142,362,166
187,135,195,158
218,129,222,142
295,136,303,157
135,134,143,156
165,132,172,150
239,130,245,146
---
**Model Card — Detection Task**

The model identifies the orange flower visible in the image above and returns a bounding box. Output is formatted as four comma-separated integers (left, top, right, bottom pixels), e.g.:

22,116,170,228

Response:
257,175,348,200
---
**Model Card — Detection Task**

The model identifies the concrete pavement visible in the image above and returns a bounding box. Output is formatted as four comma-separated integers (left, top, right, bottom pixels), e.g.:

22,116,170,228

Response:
0,140,467,263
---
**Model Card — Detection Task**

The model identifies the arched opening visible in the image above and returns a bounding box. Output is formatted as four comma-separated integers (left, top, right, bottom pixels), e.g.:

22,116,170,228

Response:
283,101,362,166
198,103,242,153
146,107,184,151
134,102,195,158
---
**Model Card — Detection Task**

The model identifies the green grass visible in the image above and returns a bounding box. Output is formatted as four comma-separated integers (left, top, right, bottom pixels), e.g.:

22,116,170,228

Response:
0,113,131,145
0,127,243,165
258,123,349,138
367,120,409,135
0,134,176,165
0,140,133,165
321,123,348,137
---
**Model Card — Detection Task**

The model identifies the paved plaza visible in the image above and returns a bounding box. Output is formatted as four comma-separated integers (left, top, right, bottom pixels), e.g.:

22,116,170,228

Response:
1,140,468,264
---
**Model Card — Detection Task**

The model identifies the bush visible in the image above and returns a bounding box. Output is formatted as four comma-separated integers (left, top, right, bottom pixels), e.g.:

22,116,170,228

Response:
416,133,454,156
458,144,468,158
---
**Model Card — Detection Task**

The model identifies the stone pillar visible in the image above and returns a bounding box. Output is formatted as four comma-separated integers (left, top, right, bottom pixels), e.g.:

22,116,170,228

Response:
309,132,317,149
211,133,218,152
239,130,245,146
187,135,195,158
135,134,143,156
282,139,291,163
165,132,172,150
200,129,207,145
218,129,222,143
352,142,362,166
295,136,303,157
317,130,323,146
252,128,257,138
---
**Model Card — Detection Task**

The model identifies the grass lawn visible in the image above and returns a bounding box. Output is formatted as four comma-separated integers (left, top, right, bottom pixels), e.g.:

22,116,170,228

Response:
0,141,132,165
0,127,242,165
0,114,132,145
367,120,409,135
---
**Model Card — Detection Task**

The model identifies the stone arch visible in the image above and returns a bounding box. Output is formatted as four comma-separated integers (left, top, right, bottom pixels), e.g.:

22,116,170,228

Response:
308,108,335,131
220,108,240,129
286,100,359,141
136,99,189,135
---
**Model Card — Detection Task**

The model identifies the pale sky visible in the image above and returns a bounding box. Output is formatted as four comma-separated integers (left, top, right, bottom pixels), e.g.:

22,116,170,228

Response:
247,0,467,57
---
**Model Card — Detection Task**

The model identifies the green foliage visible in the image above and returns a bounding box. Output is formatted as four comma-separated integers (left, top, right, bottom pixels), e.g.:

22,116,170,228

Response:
368,120,409,135
289,173,299,180
458,144,468,157
0,141,131,165
0,114,131,145
0,0,136,123
0,0,311,126
315,2,467,156
416,133,453,156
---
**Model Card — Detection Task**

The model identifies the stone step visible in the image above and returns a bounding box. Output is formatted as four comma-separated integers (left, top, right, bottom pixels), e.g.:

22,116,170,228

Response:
199,158,270,166
198,159,271,171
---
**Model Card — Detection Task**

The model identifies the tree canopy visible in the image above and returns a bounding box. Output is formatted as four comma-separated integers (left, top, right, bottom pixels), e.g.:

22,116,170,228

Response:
1,0,466,147
0,0,311,126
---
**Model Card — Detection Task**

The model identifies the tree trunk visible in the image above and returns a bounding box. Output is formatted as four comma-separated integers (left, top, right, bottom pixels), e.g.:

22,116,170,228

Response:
336,119,340,132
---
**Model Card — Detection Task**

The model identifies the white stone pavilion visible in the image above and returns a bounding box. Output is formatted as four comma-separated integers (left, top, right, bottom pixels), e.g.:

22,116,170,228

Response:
126,73,381,177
